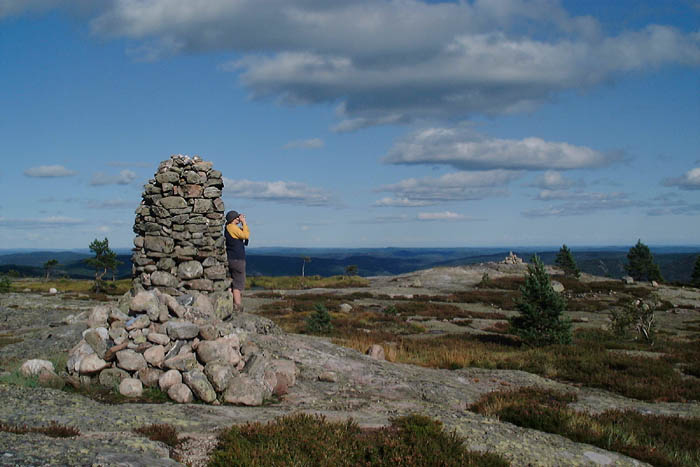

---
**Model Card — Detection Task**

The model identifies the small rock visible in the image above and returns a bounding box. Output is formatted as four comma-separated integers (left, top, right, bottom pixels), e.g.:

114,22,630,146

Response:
48,288,58,294
196,339,238,365
125,315,151,331
164,353,199,372
104,341,129,361
318,371,337,383
192,292,214,317
166,320,200,340
109,308,130,323
109,327,128,345
168,383,193,403
651,280,659,287
147,332,170,346
79,354,108,374
119,378,143,398
198,324,218,341
204,362,234,392
116,349,147,372
129,290,160,318
137,367,164,388
20,359,54,378
84,329,108,359
161,293,186,318
223,376,264,406
178,261,204,280
622,275,634,285
366,344,385,361
183,370,217,403
88,305,110,328
159,369,182,391
339,303,352,313
551,281,565,293
99,367,130,387
144,345,166,367
38,369,64,389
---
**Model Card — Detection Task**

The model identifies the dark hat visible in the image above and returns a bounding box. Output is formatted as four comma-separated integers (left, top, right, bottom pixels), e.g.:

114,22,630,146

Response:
226,211,240,223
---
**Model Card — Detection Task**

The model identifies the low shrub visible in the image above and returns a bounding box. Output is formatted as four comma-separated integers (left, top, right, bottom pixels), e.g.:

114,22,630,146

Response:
305,304,333,334
133,423,181,448
0,421,80,438
610,298,656,343
210,413,508,466
0,275,11,293
471,387,700,467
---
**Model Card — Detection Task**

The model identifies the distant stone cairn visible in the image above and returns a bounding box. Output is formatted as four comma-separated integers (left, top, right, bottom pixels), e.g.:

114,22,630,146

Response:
502,251,523,264
131,154,230,296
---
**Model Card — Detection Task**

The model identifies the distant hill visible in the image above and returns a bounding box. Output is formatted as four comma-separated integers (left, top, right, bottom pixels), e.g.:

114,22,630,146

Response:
1,247,698,283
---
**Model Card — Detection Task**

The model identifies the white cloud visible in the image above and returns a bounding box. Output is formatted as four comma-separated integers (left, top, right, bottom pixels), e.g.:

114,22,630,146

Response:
531,170,580,189
0,216,85,229
534,189,628,202
662,167,700,190
523,192,642,217
383,127,616,171
24,165,77,177
283,138,324,150
223,177,333,206
74,1,700,129
90,169,137,186
373,197,435,208
376,170,520,203
417,211,468,221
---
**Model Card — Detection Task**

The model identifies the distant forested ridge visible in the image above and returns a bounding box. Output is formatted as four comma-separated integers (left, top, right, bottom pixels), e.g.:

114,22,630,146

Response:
0,247,698,283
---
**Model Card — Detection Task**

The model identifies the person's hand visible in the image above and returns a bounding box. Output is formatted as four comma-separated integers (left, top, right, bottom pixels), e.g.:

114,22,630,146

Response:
239,214,246,224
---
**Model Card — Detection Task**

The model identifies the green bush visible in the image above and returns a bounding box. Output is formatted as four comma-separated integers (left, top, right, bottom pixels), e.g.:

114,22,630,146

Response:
509,255,572,346
0,275,11,293
610,298,656,343
305,303,333,334
210,413,508,466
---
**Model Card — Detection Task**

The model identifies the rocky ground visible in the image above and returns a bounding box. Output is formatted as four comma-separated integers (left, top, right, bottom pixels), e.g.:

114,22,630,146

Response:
1,263,699,466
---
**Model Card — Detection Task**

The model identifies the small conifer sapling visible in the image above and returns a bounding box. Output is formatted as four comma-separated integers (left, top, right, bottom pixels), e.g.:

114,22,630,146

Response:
554,244,580,278
509,255,572,346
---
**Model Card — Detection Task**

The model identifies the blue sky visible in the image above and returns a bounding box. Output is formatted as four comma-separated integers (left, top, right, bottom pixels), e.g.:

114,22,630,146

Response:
0,0,698,249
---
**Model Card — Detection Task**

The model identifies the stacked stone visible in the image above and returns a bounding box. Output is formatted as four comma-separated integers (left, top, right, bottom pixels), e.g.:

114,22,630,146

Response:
132,154,230,296
502,251,523,264
66,290,297,405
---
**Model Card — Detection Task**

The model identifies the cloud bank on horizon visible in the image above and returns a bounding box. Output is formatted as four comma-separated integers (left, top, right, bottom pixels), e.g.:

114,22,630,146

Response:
0,0,698,248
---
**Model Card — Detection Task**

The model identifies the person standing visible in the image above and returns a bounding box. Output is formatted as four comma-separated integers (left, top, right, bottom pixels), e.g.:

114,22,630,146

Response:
224,210,249,311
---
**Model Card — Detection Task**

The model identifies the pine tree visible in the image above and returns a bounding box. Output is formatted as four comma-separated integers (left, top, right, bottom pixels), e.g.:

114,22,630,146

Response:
625,239,663,282
509,255,572,346
691,255,700,288
554,244,580,278
43,259,59,281
85,238,119,292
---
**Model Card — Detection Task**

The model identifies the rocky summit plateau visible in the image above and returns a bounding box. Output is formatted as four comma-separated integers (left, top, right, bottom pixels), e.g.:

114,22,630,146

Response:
1,262,699,466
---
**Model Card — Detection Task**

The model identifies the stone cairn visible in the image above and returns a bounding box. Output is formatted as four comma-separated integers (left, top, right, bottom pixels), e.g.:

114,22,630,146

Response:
131,154,230,297
502,251,523,265
65,155,297,405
